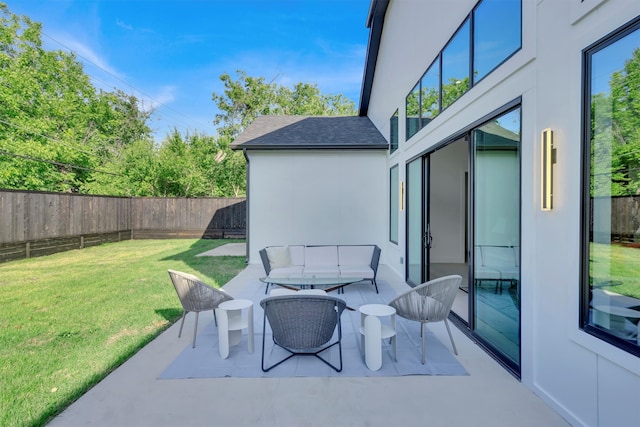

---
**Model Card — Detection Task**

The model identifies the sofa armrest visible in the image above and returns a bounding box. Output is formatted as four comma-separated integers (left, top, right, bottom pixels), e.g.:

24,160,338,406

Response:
259,248,271,276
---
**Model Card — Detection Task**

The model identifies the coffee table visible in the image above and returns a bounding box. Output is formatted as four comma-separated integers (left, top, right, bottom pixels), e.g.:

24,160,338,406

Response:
259,276,364,294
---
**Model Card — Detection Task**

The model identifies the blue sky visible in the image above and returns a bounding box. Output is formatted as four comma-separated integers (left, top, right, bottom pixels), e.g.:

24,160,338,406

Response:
9,0,371,141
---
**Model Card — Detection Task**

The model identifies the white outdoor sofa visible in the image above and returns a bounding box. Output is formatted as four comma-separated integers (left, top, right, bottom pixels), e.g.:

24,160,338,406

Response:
259,244,382,293
474,245,519,293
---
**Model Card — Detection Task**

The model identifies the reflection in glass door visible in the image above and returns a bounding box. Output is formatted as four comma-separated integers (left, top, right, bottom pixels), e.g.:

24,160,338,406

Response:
406,157,427,285
472,108,521,368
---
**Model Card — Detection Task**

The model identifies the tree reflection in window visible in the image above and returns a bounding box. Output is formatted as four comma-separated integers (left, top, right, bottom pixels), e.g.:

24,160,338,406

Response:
406,82,420,140
442,19,470,109
584,21,640,353
421,57,440,125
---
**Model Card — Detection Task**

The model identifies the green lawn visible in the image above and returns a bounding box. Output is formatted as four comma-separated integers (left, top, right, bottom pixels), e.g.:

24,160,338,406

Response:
591,242,640,299
0,239,246,427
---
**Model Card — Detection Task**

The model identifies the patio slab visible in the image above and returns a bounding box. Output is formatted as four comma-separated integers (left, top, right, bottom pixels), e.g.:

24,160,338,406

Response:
47,264,571,427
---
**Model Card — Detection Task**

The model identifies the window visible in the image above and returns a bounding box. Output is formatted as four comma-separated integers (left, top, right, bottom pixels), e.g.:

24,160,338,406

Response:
404,0,522,136
390,165,399,244
406,82,421,140
582,17,640,356
442,18,470,109
473,0,522,84
390,110,399,153
421,57,440,125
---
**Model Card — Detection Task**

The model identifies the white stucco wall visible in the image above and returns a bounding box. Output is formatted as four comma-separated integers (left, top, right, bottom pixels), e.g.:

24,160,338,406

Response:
365,0,640,426
246,150,388,265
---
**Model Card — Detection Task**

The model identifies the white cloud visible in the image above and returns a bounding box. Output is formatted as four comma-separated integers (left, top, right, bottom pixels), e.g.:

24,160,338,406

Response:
52,34,123,79
116,19,133,31
140,85,177,112
216,44,367,102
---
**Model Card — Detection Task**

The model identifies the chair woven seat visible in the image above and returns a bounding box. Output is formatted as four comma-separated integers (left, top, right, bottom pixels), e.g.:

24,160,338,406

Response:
388,275,461,364
260,295,346,372
168,269,234,348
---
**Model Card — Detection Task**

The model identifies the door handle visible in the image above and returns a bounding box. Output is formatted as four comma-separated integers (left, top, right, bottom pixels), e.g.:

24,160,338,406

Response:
424,227,433,249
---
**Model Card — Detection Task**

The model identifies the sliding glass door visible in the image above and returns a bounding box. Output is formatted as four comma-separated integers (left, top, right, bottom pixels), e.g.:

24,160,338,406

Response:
472,108,521,368
406,157,427,285
404,106,521,373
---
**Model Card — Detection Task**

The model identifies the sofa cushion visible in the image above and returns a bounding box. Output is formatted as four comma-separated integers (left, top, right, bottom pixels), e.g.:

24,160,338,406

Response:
338,245,374,266
339,265,374,279
266,246,291,269
268,266,304,278
305,246,338,266
480,246,519,280
302,265,341,277
287,245,305,266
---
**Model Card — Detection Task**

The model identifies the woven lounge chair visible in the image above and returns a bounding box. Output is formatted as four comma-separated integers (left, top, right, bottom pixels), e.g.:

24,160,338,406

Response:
388,275,462,364
167,269,233,348
260,294,347,372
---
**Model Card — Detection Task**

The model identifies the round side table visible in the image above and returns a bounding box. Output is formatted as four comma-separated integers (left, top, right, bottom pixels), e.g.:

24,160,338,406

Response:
216,299,254,359
359,303,397,370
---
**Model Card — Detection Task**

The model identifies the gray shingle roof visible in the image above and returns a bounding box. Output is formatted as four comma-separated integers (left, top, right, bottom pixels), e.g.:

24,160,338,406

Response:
230,115,388,150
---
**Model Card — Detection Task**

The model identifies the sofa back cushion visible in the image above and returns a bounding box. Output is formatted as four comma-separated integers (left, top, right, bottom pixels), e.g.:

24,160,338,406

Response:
338,245,374,266
482,246,516,268
266,246,291,269
305,246,338,266
288,245,305,266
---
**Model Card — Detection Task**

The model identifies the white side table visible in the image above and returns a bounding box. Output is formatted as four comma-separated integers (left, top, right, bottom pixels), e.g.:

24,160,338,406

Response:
359,304,397,371
593,305,640,345
216,299,254,359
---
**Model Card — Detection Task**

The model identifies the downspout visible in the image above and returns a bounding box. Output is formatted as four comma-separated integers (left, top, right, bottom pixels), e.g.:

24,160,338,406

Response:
243,148,250,264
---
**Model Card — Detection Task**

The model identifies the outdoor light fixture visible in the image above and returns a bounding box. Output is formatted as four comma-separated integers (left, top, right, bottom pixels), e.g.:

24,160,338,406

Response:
541,128,556,211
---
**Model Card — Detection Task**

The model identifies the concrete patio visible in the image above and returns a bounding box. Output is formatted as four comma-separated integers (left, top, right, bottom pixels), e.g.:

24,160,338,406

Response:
47,258,571,426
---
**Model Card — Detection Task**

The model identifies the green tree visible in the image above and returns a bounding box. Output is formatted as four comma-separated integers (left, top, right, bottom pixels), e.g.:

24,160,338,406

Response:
81,139,157,196
0,3,153,193
212,69,356,139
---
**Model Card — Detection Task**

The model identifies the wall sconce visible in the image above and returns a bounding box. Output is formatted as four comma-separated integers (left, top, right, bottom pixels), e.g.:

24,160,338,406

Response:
400,181,405,211
541,128,556,211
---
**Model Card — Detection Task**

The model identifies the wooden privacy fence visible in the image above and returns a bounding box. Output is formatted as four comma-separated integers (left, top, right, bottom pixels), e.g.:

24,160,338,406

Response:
131,197,246,239
0,190,246,263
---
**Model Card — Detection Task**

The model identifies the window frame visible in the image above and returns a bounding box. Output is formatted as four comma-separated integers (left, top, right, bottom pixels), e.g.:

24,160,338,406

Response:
403,0,522,140
390,109,399,153
580,15,640,357
389,164,399,244
472,0,523,85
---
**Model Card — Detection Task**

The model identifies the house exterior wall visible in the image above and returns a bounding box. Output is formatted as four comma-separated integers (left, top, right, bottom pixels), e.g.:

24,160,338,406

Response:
246,150,388,264
366,0,640,426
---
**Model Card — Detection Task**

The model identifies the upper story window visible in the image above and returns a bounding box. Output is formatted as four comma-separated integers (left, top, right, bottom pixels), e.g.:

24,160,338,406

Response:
406,83,420,140
404,0,521,141
442,18,470,109
390,110,399,153
421,57,440,125
581,16,640,357
473,0,522,84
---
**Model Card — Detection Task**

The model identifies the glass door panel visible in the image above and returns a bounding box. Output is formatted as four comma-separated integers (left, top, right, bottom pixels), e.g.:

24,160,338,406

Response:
473,108,521,367
407,158,426,285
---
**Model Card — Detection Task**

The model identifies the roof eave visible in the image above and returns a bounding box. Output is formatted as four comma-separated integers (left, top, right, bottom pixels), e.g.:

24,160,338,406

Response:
358,0,390,117
231,144,389,151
